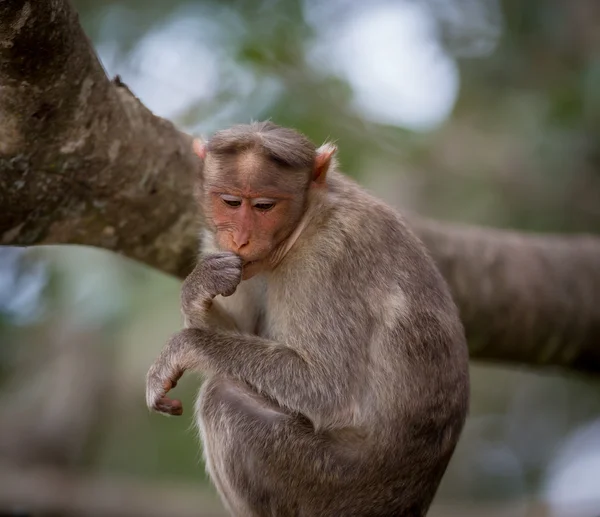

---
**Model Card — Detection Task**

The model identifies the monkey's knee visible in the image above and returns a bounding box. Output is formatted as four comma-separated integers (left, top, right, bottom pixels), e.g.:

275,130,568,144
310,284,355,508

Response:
195,377,289,476
195,378,274,516
198,376,288,428
195,376,249,437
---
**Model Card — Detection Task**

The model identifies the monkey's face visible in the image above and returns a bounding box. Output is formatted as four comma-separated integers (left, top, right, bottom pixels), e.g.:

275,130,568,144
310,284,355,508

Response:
192,131,335,280
196,148,310,279
207,192,304,277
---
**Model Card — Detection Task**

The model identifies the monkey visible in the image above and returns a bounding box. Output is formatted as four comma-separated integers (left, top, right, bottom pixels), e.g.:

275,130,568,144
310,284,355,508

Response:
146,121,470,517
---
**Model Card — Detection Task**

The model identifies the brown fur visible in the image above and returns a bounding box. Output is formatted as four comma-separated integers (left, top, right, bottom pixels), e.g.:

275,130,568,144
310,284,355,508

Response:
202,121,313,198
146,122,470,516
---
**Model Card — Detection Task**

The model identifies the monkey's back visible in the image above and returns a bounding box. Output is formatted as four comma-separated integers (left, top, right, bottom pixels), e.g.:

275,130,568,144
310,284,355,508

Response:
330,170,469,423
315,172,470,512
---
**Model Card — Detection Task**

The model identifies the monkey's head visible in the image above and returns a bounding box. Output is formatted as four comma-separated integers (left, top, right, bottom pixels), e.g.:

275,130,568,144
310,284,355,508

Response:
193,122,336,279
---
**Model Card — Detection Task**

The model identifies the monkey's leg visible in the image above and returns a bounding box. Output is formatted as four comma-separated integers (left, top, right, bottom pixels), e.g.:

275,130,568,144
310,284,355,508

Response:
196,376,282,517
196,377,355,517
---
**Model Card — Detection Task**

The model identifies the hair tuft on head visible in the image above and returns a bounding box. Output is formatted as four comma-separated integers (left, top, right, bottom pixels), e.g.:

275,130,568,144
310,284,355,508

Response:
207,121,317,170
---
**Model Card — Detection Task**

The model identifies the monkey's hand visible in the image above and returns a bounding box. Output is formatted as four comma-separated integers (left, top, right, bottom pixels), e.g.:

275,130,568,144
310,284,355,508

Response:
181,252,242,327
146,338,186,416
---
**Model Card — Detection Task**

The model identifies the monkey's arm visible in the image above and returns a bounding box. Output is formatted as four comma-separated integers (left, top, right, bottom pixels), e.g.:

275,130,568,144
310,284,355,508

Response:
182,298,239,330
180,252,244,331
146,327,357,419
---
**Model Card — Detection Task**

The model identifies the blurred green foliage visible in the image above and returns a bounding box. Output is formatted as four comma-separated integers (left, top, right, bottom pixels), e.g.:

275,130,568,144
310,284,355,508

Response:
1,1,599,515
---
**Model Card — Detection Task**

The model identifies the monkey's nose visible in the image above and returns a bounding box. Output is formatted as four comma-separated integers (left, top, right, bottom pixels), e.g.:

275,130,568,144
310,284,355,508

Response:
232,233,250,250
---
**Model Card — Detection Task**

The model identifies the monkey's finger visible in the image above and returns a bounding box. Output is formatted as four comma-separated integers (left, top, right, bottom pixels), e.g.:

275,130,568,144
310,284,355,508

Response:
221,266,243,279
154,396,183,416
164,378,178,390
216,260,243,273
206,252,242,265
221,285,238,297
207,251,236,259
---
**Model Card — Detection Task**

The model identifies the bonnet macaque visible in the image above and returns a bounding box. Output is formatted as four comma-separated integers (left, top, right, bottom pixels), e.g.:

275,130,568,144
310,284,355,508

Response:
146,122,469,516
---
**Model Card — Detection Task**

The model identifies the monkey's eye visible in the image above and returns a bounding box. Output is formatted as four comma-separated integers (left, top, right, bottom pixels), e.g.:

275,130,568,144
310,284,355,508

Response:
253,200,276,211
220,195,242,208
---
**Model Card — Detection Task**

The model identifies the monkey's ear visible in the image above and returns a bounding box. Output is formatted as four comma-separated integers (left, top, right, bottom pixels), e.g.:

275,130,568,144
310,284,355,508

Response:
192,138,207,160
313,143,337,184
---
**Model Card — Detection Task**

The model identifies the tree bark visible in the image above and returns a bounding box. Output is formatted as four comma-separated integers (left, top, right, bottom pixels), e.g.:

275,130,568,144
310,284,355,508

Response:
0,0,200,276
1,0,599,374
415,219,600,374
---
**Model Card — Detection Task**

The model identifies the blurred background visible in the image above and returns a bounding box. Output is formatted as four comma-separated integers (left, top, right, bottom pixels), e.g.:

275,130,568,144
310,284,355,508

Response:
1,0,599,515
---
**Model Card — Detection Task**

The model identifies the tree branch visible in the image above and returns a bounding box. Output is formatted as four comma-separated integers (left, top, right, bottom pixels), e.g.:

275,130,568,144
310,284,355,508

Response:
415,219,600,373
1,0,599,374
0,0,200,276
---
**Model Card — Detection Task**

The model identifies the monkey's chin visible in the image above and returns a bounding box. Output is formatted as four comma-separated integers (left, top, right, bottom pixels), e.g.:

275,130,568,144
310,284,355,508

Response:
241,260,264,280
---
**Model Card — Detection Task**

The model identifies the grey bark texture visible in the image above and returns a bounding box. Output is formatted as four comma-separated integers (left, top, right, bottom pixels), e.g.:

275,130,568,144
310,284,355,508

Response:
1,0,599,374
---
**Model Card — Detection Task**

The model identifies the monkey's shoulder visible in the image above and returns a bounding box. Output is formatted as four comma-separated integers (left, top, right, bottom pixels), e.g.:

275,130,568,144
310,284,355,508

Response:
326,179,435,272
317,177,460,315
327,173,419,243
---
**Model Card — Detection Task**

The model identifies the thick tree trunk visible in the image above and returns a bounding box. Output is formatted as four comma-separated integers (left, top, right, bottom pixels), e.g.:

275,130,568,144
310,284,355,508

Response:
1,0,599,374
0,0,200,276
